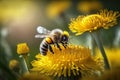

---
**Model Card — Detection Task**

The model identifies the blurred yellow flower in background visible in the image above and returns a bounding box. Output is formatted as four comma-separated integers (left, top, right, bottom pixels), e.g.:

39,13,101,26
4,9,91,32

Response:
77,1,103,14
31,44,104,78
96,47,120,69
0,1,36,22
69,9,120,35
19,72,51,80
97,68,120,80
17,43,29,55
81,68,120,80
46,1,71,19
9,59,20,72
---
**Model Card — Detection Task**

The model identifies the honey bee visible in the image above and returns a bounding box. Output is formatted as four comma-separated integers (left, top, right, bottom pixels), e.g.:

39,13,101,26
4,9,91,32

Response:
35,26,69,55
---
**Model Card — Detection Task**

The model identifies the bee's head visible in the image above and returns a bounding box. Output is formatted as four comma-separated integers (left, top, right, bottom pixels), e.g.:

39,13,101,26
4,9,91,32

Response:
61,31,69,44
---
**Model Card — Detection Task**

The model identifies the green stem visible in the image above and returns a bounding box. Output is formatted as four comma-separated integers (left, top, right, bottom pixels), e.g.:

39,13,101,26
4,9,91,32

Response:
91,31,110,69
20,55,29,73
90,35,96,55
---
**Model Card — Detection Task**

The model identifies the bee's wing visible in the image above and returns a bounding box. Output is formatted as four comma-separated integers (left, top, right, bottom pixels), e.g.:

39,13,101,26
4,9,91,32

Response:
35,34,49,38
37,26,51,34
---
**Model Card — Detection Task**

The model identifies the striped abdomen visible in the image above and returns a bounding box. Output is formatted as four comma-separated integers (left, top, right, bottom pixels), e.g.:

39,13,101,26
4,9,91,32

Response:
40,39,49,55
40,37,54,55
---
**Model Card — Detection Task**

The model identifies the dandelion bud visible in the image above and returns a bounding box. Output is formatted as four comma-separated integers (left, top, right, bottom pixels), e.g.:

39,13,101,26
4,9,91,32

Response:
17,43,29,55
9,59,20,72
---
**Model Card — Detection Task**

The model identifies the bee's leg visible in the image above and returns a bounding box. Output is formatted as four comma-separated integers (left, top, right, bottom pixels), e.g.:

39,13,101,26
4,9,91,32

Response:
48,45,54,54
56,43,62,51
61,42,66,48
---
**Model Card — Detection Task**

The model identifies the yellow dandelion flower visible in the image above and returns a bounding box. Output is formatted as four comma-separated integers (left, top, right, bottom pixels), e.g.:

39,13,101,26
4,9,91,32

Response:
69,10,120,35
31,44,104,78
78,1,103,14
17,43,29,55
46,1,71,18
69,14,104,35
98,9,120,29
96,47,120,69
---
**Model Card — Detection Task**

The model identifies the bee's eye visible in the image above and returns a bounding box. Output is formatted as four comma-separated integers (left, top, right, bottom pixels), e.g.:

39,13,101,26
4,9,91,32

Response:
61,35,68,41
62,36,65,39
